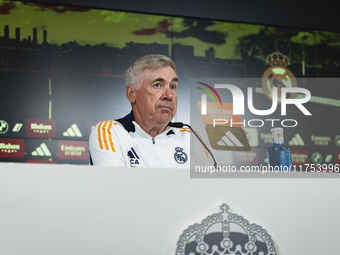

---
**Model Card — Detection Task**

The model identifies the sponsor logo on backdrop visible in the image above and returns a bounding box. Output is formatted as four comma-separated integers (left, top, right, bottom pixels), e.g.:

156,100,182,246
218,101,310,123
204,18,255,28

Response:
205,126,250,151
336,152,340,164
311,135,331,146
26,119,56,138
325,154,333,163
288,133,305,146
12,123,23,132
175,204,277,255
217,131,244,147
233,148,258,165
196,82,242,127
58,141,88,160
335,135,340,147
31,143,52,157
291,149,310,165
63,124,82,137
311,152,323,164
0,120,9,134
0,138,25,158
261,132,272,144
198,101,243,127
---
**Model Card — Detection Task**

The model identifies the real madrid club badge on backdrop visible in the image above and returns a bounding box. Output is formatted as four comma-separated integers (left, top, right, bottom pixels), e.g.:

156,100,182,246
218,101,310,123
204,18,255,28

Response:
262,51,297,103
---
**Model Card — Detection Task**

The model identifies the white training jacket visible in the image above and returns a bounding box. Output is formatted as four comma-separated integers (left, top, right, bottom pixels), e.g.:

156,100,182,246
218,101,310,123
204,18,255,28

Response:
89,112,213,168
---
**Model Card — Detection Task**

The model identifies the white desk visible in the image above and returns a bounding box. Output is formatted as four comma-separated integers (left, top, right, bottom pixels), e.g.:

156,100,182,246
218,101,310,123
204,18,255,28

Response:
0,163,339,254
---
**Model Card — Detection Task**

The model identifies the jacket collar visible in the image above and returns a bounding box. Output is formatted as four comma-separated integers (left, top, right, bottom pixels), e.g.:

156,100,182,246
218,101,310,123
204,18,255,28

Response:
115,111,175,136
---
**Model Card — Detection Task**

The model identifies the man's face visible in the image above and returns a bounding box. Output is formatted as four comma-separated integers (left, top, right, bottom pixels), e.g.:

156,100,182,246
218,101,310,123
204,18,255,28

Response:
132,66,178,126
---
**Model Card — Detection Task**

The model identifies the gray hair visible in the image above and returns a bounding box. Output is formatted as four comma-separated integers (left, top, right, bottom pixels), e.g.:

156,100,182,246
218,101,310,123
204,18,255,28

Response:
124,54,176,89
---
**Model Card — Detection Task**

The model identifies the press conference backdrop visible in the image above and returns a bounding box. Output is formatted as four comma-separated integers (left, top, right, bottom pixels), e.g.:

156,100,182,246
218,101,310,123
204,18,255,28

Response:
1,1,340,165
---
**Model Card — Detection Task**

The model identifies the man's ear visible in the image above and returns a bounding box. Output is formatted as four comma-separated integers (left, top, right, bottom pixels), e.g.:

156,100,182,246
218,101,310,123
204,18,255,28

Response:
126,85,136,103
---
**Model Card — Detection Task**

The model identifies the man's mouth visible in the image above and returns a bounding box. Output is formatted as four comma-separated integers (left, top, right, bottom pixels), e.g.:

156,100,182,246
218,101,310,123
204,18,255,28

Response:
157,105,173,111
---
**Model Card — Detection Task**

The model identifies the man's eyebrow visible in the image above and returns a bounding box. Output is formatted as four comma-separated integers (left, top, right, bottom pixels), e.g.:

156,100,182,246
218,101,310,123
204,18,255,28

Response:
152,77,179,83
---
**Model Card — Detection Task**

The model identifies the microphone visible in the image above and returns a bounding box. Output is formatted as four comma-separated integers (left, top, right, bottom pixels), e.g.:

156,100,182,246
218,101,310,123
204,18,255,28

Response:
168,122,217,168
168,122,184,128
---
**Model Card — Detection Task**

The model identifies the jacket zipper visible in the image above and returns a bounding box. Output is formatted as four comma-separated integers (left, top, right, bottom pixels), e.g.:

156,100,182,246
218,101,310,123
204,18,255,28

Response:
152,138,157,161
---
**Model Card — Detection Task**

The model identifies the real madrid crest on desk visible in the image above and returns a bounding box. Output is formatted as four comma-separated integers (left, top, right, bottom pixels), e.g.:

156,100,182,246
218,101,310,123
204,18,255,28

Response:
175,204,277,255
262,51,297,103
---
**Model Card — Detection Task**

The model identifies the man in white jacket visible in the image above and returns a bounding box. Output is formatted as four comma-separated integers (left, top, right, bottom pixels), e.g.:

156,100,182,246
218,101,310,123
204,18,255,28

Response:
89,54,213,168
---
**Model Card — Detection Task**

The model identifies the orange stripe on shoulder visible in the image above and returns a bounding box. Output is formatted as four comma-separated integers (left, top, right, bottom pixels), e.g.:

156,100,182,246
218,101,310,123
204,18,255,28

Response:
107,121,116,152
101,121,110,150
98,121,118,152
97,121,106,149
180,128,191,133
95,120,119,152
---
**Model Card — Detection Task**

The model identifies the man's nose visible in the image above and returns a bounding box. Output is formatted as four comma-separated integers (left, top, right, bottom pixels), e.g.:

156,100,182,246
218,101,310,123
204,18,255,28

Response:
161,85,173,100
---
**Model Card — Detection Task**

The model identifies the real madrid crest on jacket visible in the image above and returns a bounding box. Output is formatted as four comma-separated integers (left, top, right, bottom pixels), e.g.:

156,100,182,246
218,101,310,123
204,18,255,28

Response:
89,111,212,168
174,147,188,164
